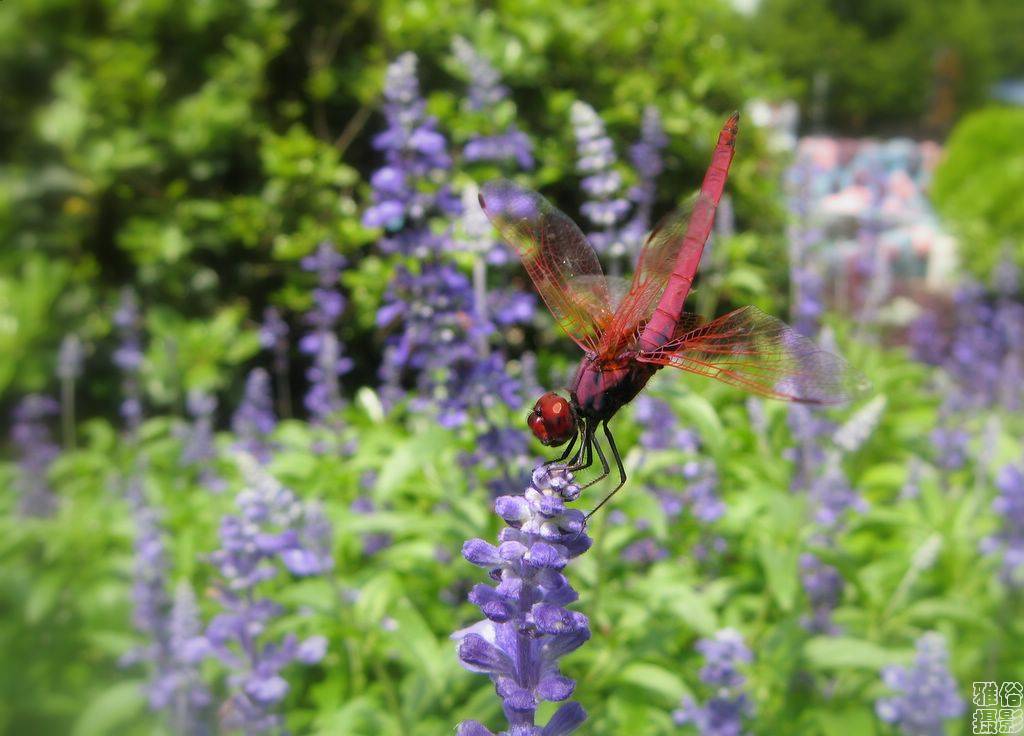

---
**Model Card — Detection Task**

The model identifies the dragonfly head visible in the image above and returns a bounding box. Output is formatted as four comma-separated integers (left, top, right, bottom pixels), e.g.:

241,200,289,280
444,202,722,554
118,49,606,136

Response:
527,391,577,447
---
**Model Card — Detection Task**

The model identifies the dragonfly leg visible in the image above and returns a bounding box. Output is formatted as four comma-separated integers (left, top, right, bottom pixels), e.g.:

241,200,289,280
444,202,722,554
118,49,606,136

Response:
585,422,628,520
567,421,593,473
545,428,579,467
579,429,610,490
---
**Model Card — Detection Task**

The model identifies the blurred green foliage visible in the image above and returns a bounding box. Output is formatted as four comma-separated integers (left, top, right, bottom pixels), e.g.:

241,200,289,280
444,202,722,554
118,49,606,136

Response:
748,0,1024,133
932,106,1024,277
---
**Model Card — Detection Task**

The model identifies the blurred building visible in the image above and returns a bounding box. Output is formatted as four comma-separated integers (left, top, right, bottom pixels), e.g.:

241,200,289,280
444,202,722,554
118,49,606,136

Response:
786,135,957,331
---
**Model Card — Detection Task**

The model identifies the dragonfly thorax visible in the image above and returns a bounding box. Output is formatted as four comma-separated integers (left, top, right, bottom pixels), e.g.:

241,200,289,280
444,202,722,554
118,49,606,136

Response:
527,392,577,446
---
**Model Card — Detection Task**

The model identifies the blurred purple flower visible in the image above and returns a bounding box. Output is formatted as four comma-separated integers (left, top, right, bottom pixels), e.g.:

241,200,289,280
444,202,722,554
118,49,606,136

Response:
113,288,144,435
621,537,668,565
634,396,699,453
350,496,392,556
454,464,591,736
378,262,525,437
634,396,724,530
196,457,332,734
809,453,866,531
673,629,754,736
148,582,212,734
177,390,225,493
232,368,277,463
363,53,459,256
785,404,834,492
910,278,1024,412
452,36,508,111
452,37,534,170
875,633,964,735
930,420,969,472
260,307,292,419
259,307,289,353
621,105,667,253
572,101,630,258
10,394,60,517
981,460,1024,588
300,242,353,431
123,474,209,731
800,553,843,634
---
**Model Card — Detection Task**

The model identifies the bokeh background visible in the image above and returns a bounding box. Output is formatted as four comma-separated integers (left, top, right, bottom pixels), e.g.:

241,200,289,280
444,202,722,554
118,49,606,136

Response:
2,0,1024,734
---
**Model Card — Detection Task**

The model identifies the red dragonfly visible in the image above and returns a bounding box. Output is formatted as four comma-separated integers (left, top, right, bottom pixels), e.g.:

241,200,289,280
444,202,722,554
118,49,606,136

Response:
479,113,868,516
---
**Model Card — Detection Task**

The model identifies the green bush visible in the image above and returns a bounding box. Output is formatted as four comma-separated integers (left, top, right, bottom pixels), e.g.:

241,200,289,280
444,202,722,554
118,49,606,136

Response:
932,106,1024,278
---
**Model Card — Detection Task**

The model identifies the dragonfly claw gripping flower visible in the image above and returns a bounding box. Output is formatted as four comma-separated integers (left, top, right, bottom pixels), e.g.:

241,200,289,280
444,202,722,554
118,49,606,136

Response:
455,464,591,736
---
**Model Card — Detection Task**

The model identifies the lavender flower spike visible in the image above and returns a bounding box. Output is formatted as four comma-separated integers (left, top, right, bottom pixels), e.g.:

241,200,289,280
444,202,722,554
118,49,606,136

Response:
179,390,225,493
232,368,277,463
875,632,965,735
454,464,591,736
113,287,144,436
260,306,292,419
571,101,629,259
10,394,60,517
981,458,1024,588
673,628,754,736
195,455,332,734
152,582,212,734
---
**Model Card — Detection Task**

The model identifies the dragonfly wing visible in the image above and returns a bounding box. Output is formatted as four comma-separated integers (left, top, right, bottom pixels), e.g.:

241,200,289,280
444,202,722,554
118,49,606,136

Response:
636,306,870,404
480,179,612,353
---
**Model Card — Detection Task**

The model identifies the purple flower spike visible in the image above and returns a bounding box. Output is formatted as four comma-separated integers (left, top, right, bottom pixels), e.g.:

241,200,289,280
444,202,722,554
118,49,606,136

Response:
300,242,352,435
875,633,964,735
454,464,591,735
197,456,333,734
909,275,1024,412
123,474,212,732
10,394,60,517
981,458,1024,587
673,629,754,736
571,101,631,259
621,105,667,252
453,37,534,170
232,368,277,463
363,52,458,256
260,307,292,418
113,288,144,436
800,553,844,634
178,390,225,493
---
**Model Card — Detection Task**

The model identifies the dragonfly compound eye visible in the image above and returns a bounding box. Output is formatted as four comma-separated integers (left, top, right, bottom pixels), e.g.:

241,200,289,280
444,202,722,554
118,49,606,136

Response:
528,392,575,446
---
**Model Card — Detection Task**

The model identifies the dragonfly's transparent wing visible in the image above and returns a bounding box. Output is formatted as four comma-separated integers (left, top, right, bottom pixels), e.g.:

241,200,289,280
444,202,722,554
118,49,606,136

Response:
480,180,612,353
637,306,870,404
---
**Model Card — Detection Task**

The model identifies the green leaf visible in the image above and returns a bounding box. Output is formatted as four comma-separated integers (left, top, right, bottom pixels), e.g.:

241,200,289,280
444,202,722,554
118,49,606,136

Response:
815,704,877,736
661,582,720,635
674,394,724,452
614,663,690,706
758,534,799,611
71,681,147,736
858,462,906,491
804,637,908,671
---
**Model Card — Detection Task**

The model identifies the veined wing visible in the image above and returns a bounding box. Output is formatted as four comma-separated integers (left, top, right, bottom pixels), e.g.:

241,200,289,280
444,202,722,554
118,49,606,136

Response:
480,179,612,353
636,306,870,404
